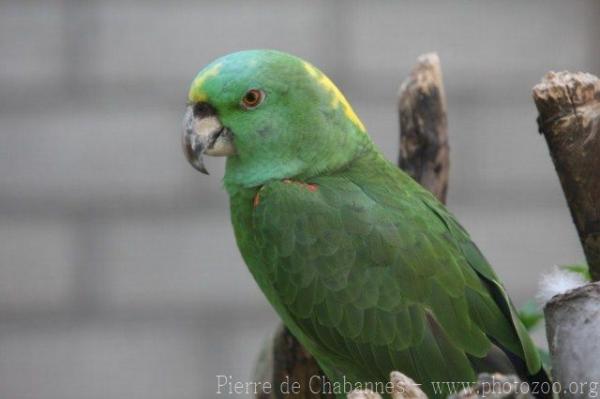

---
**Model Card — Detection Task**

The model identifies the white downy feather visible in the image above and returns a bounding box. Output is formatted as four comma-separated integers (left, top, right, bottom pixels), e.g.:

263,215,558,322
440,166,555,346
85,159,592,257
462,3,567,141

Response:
536,266,587,304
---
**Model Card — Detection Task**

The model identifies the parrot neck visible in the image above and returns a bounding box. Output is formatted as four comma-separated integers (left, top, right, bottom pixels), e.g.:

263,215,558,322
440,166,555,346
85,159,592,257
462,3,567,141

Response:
223,127,378,194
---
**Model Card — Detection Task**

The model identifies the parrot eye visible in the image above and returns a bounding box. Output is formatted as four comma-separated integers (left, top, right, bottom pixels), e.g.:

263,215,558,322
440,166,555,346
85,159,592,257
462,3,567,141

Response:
241,89,264,109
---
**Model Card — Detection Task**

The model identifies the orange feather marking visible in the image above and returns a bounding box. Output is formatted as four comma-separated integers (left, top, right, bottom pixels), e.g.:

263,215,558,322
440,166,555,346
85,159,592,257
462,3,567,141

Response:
282,179,318,192
253,192,260,208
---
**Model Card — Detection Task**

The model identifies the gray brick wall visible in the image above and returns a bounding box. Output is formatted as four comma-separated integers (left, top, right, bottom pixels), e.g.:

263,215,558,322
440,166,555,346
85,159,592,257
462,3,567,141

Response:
0,1,598,398
0,217,76,312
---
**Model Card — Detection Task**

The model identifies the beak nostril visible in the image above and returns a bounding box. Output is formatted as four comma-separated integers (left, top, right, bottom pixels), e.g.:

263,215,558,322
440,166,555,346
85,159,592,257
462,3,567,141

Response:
192,102,217,119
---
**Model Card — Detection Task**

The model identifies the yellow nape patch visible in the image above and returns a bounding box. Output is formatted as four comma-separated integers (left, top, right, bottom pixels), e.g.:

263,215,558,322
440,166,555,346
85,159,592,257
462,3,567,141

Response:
188,63,222,102
303,62,366,132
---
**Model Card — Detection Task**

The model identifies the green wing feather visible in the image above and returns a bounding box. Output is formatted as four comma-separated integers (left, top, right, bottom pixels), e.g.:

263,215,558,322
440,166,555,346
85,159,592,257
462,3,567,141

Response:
421,197,542,374
238,168,542,398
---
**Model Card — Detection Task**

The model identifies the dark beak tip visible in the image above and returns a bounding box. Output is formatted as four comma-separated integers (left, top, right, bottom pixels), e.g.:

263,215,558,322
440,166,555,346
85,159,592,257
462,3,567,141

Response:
191,159,209,175
182,132,210,175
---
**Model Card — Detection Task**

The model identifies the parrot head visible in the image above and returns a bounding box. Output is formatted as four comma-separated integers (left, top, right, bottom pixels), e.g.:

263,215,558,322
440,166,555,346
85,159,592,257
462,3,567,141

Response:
183,50,371,188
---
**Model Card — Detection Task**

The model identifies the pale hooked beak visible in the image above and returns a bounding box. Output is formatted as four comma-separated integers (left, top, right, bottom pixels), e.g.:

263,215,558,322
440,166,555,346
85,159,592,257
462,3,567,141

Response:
182,102,235,174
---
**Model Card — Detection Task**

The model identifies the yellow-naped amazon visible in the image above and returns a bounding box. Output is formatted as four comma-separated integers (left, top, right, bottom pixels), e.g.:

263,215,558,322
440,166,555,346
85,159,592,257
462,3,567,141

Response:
182,50,549,398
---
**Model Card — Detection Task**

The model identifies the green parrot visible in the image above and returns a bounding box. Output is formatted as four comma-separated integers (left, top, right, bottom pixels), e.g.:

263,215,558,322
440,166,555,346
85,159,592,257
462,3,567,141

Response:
182,50,549,398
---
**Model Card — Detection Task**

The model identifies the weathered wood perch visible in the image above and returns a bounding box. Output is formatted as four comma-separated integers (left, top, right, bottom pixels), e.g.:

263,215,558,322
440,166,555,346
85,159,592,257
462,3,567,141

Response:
253,324,333,399
398,53,449,203
253,53,449,398
544,283,600,398
533,71,600,398
533,72,600,281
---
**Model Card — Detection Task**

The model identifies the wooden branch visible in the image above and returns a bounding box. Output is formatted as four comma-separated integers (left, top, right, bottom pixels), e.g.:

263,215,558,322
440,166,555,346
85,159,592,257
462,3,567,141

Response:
398,53,449,203
271,326,333,399
253,53,449,398
544,282,600,398
534,71,600,398
253,324,332,399
532,71,600,280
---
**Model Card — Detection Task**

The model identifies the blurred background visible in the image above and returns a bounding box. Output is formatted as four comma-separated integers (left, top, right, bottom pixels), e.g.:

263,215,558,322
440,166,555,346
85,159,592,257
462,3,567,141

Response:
1,1,598,398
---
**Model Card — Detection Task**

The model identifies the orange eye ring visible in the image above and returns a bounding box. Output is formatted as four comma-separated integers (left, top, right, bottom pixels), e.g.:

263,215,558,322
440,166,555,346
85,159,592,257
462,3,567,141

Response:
241,89,264,109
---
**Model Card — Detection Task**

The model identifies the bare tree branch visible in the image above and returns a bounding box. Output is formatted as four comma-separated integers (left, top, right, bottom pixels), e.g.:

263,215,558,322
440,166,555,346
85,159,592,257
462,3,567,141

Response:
545,282,600,398
398,52,449,203
534,70,600,399
533,71,600,280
